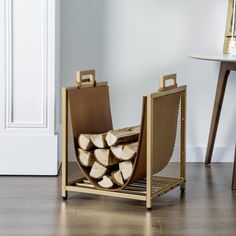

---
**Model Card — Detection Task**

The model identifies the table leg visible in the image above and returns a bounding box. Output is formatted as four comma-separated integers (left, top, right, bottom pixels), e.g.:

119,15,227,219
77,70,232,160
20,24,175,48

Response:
205,63,230,164
232,144,236,190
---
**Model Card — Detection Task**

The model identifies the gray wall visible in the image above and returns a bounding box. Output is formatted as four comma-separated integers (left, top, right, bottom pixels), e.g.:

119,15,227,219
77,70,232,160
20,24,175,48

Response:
61,0,236,162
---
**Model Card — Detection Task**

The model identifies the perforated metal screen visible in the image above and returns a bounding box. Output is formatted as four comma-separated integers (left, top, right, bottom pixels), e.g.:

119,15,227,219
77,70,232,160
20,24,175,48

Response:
67,101,84,184
150,89,185,193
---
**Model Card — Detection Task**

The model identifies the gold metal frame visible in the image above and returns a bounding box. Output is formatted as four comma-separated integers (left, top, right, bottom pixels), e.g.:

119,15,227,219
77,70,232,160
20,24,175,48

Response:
146,86,186,209
76,70,96,88
61,77,186,210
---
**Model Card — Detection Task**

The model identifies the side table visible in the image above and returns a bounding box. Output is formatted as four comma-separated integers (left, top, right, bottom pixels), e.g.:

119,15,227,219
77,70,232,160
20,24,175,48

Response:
191,52,236,164
232,144,236,190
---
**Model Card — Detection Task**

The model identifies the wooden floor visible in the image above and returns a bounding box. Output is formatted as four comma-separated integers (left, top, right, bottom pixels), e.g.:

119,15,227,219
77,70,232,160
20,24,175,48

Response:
0,163,236,236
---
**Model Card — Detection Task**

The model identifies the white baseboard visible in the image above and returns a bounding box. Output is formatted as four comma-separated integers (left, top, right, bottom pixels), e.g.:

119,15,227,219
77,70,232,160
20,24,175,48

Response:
187,146,235,162
0,134,59,175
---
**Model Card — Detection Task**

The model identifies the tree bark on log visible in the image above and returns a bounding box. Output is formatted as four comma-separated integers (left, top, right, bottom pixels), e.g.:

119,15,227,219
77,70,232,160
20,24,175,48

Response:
106,125,140,146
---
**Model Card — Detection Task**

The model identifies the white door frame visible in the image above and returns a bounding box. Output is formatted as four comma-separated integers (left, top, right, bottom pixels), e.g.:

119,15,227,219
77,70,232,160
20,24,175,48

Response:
0,0,60,175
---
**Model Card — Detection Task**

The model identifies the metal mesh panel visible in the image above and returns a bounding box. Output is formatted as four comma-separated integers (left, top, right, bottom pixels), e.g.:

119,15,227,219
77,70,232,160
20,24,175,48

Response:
151,92,184,193
67,101,84,184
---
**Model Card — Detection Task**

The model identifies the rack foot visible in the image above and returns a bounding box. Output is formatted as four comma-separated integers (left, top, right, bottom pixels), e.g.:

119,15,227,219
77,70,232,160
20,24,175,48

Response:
180,183,186,192
62,191,68,201
180,188,185,193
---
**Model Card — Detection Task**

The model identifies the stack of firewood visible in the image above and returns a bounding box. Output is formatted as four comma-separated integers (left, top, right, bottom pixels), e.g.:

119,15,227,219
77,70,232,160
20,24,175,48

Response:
77,125,140,189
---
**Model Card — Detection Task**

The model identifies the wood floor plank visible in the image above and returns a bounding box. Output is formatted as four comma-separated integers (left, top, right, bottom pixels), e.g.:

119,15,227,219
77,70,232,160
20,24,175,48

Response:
0,163,236,235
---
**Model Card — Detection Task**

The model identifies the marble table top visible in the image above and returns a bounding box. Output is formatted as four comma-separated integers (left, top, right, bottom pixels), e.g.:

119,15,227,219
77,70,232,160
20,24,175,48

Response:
190,51,236,62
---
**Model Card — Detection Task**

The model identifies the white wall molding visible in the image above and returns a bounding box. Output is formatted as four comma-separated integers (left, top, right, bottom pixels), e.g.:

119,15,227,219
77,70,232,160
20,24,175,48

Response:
4,0,53,131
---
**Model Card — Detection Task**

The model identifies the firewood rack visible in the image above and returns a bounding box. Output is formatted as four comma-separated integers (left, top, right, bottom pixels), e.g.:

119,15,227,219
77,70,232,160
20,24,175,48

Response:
61,70,186,209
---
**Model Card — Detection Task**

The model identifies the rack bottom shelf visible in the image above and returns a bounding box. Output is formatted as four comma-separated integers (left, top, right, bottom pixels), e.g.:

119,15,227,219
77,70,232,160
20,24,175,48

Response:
64,176,185,202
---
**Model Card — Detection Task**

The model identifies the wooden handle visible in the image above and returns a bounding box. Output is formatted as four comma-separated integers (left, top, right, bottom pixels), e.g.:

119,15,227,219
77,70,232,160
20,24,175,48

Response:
76,70,96,88
159,74,177,91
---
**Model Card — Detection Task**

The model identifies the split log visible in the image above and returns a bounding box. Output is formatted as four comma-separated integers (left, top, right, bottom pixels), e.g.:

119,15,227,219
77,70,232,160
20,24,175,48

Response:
106,125,140,146
98,175,114,189
111,142,138,161
120,142,138,160
111,170,124,186
78,134,95,151
78,148,94,167
94,149,119,167
110,145,123,160
90,133,108,148
90,161,107,179
119,161,134,181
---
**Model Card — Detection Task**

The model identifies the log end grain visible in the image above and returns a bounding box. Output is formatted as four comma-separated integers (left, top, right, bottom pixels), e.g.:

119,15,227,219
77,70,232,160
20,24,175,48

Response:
98,176,114,189
112,170,124,186
78,148,94,167
90,161,107,179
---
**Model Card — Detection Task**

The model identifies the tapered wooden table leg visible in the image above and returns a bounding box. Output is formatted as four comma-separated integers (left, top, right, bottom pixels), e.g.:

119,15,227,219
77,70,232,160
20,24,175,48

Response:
232,144,236,190
205,63,230,164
